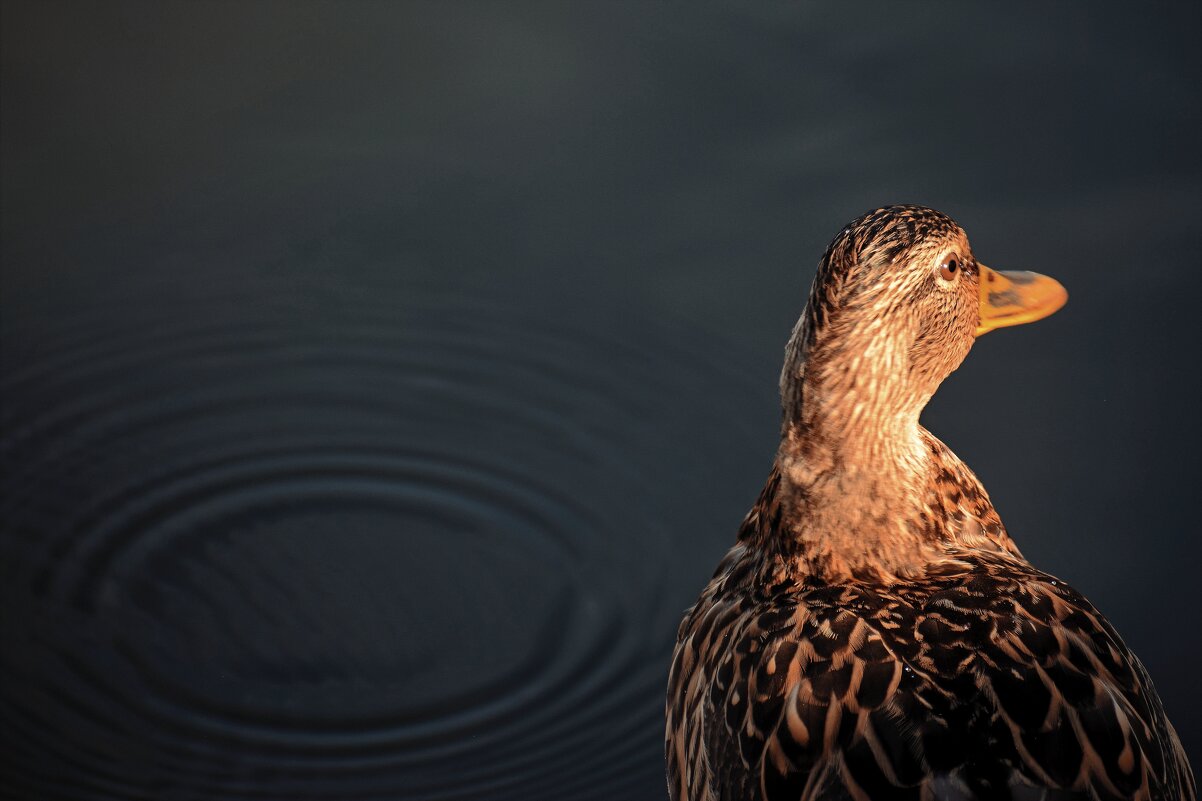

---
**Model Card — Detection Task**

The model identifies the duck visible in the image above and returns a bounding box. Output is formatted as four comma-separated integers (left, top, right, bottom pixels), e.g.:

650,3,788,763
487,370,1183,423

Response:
665,205,1195,801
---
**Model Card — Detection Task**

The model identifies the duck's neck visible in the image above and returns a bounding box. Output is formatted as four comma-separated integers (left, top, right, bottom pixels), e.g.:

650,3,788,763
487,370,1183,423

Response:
773,418,942,580
756,325,957,580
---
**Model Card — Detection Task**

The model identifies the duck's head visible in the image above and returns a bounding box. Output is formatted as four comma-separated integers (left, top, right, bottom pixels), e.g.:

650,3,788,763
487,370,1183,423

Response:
780,205,1067,444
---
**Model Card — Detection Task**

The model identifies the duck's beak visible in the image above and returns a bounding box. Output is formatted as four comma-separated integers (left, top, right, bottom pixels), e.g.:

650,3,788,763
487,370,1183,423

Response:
975,264,1068,337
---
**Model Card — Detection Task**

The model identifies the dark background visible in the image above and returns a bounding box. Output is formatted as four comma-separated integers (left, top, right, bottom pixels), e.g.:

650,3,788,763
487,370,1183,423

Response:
2,2,1198,799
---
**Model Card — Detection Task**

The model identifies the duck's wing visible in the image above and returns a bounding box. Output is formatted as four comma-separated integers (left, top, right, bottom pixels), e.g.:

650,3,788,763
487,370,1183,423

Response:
956,568,1195,801
667,559,1195,801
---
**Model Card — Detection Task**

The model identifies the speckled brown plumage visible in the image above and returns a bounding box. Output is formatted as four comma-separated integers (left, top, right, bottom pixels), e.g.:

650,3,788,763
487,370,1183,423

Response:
666,206,1195,800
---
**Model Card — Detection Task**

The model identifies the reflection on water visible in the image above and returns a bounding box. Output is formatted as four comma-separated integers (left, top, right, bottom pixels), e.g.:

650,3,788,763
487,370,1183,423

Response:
0,261,771,799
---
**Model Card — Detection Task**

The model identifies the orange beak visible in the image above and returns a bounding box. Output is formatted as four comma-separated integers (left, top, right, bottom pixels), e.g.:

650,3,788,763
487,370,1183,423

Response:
975,264,1068,337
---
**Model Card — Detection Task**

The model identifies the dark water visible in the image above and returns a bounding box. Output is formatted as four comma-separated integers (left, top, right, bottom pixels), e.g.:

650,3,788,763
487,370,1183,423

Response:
1,260,774,799
2,2,1199,799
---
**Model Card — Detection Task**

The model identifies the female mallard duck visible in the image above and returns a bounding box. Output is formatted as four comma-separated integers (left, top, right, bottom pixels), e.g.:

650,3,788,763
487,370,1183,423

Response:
666,206,1195,801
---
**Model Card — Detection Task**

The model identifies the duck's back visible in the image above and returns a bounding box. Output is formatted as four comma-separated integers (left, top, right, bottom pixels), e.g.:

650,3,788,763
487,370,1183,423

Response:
666,547,1194,801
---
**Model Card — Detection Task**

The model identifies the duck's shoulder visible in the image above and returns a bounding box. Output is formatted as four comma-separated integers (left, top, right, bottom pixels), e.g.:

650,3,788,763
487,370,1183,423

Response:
667,550,1194,800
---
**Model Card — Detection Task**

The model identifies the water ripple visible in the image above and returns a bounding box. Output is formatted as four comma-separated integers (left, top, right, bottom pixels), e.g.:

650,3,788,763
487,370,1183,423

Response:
1,269,767,800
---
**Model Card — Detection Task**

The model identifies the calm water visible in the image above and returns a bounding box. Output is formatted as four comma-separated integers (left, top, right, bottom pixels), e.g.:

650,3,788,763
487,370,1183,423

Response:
2,3,1198,799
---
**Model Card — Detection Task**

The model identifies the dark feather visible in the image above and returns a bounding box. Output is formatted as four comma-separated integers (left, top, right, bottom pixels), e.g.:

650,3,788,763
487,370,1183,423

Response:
667,547,1194,800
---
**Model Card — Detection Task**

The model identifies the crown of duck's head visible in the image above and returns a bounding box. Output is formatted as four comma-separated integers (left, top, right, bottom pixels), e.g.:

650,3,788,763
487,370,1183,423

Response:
780,205,1067,441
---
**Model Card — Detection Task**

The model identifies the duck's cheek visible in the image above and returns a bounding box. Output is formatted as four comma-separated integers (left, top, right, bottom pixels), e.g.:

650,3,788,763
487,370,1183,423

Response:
946,296,979,357
948,330,976,374
908,320,971,390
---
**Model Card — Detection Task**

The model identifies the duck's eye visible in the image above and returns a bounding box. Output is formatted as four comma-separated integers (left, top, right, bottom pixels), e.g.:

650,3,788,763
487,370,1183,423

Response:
939,257,959,281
